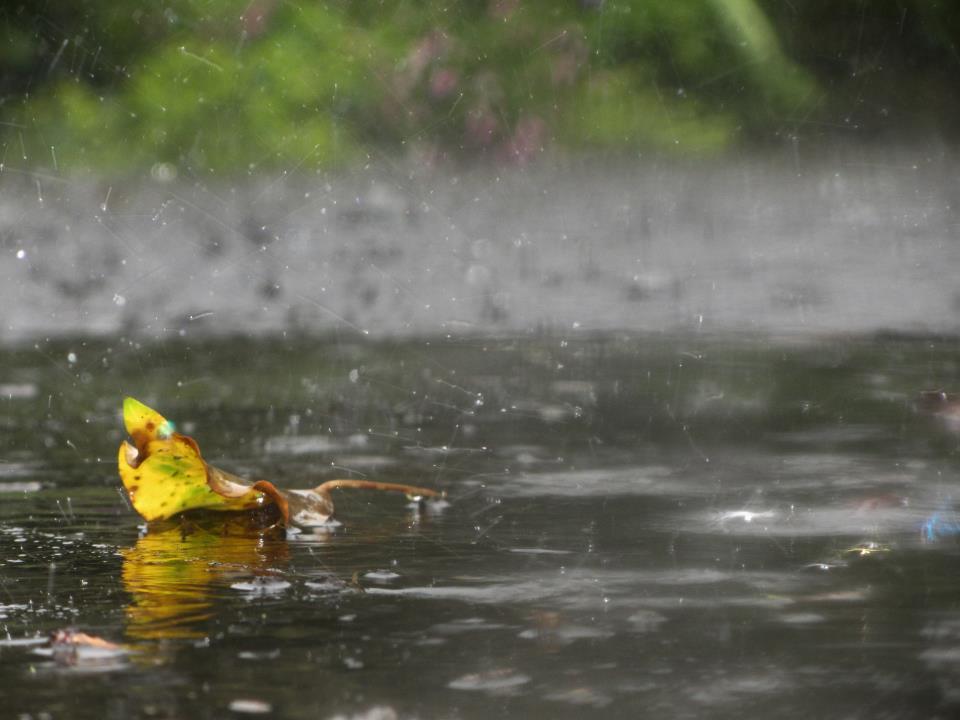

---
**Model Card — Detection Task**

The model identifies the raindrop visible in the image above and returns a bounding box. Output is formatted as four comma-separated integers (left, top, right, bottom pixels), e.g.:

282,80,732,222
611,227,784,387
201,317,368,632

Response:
150,162,178,183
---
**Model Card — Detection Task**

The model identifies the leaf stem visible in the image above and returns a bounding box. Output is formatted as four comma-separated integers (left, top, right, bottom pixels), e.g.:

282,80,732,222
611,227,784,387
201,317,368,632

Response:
313,479,443,499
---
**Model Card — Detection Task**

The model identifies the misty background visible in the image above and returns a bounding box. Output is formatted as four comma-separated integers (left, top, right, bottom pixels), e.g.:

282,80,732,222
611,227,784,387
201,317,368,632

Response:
2,1,959,341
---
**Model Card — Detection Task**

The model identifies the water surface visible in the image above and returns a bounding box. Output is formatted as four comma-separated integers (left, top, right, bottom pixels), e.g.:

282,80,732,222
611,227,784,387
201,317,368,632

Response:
2,333,960,718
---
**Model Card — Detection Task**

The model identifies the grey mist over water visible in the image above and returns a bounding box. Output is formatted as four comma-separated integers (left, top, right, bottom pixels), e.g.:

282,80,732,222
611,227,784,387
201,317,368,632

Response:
4,152,960,343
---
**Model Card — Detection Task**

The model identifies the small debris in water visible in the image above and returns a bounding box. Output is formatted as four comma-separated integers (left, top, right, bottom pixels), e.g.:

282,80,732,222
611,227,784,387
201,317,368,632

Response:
921,508,960,542
842,541,891,558
30,629,128,671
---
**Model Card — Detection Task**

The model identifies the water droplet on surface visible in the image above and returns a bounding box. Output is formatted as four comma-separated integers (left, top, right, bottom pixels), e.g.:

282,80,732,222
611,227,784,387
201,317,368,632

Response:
150,162,178,183
448,669,531,691
230,578,291,595
228,699,272,714
363,570,401,584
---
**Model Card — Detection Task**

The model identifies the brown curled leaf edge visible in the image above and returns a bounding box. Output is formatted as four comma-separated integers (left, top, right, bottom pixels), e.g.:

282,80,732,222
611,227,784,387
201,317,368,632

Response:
117,397,442,527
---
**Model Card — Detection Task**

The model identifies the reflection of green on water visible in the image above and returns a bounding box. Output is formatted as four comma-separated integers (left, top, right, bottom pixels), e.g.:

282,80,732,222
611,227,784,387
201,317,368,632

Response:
121,518,289,641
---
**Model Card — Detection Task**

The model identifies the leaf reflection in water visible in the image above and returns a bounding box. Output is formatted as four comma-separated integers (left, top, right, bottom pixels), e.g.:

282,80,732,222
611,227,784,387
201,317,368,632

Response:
121,517,289,641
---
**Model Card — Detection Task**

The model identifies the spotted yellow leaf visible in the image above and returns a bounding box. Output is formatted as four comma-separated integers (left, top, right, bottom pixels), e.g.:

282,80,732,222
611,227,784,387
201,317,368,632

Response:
118,397,443,527
118,397,268,521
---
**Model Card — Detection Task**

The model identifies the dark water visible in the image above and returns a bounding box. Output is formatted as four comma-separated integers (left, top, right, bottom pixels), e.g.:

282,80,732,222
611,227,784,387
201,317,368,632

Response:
3,333,960,719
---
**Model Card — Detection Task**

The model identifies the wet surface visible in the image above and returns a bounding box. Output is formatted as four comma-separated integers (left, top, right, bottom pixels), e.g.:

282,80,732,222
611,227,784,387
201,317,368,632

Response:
4,149,960,343
3,332,960,718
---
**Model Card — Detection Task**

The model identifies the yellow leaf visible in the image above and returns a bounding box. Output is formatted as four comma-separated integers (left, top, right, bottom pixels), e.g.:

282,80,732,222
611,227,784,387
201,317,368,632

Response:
118,397,443,527
118,397,267,521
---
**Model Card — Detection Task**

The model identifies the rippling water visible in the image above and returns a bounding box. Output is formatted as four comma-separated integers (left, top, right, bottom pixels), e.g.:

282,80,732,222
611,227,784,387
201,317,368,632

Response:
2,333,960,718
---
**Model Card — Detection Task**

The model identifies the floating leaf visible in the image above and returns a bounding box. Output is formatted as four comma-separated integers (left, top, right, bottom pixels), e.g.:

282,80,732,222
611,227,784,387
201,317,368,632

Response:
118,397,442,527
118,397,269,521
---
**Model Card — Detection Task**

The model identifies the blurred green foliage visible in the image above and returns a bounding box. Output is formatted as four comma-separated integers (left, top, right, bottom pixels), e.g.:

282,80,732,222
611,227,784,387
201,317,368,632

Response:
0,0,956,174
